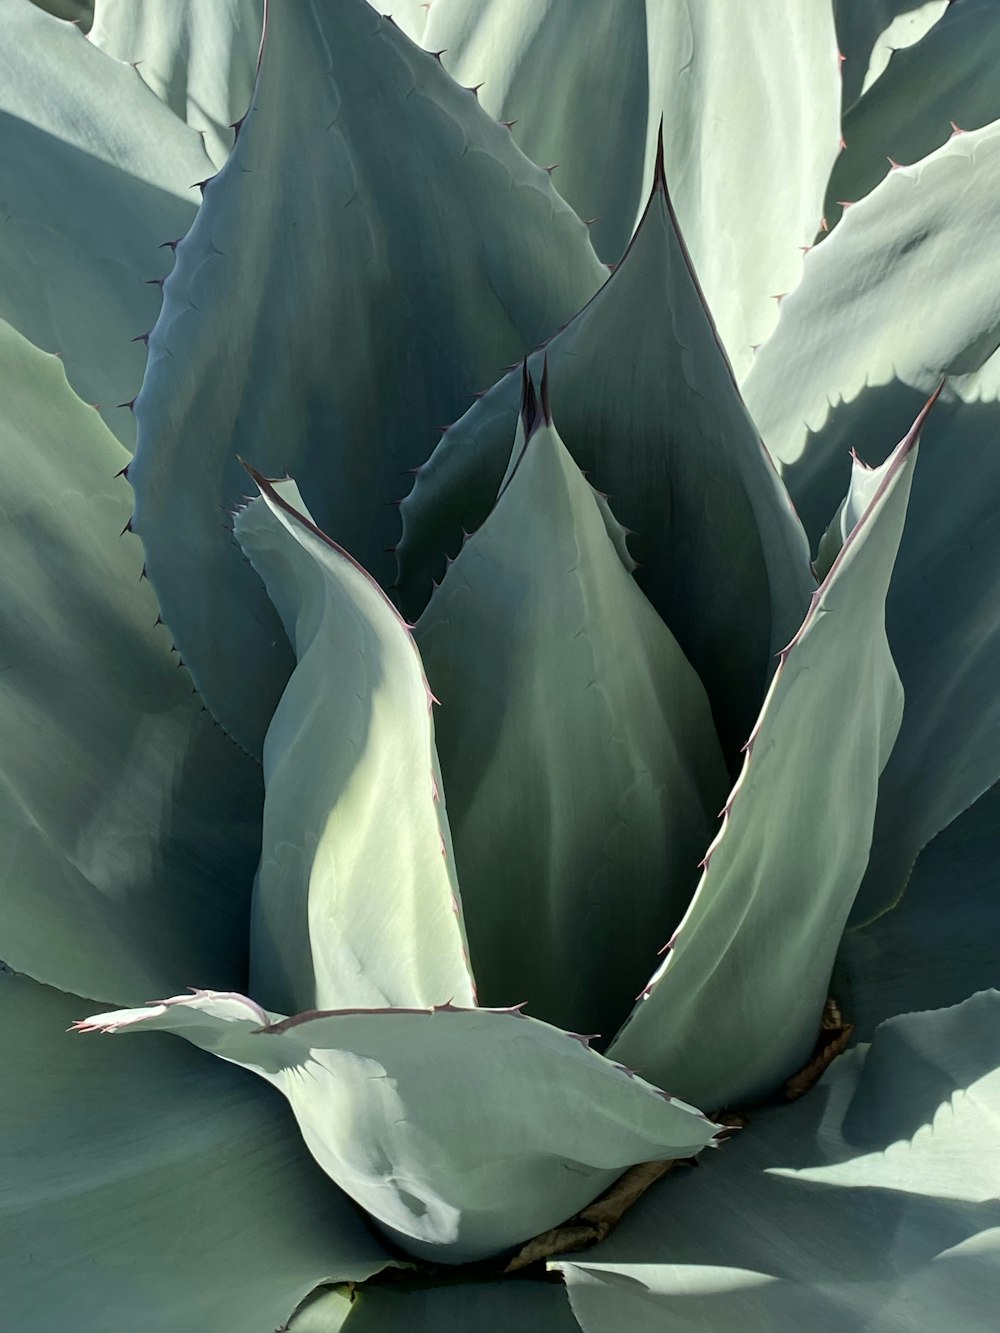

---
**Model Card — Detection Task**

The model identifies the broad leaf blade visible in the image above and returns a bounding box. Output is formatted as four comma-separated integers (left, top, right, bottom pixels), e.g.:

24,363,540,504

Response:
608,400,933,1110
834,0,948,108
744,122,1000,921
0,0,211,447
3,973,392,1333
0,317,261,1008
836,785,1000,1038
826,0,1000,232
91,0,264,169
78,991,719,1265
558,993,1000,1332
423,0,841,378
235,472,475,1016
401,155,815,760
744,120,1000,534
415,397,727,1038
129,0,605,754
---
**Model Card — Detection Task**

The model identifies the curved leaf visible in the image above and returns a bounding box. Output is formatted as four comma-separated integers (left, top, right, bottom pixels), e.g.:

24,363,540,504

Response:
234,472,474,1016
0,0,210,448
608,401,931,1111
77,991,719,1265
401,151,815,760
0,317,261,1008
129,0,605,754
414,386,727,1037
368,0,430,43
836,785,1000,1038
423,0,841,377
744,119,1000,534
90,0,264,169
827,0,1000,231
834,0,948,108
558,993,1000,1332
744,123,1000,921
3,973,391,1333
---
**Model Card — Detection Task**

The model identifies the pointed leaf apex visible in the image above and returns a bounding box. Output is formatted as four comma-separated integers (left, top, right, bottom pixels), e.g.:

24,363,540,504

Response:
652,116,668,194
520,359,539,439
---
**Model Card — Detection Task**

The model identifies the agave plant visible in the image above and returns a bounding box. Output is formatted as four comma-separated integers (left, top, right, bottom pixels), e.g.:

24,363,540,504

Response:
4,0,1000,1328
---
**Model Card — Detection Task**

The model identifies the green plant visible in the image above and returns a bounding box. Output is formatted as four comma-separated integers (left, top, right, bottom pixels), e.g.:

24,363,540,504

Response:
3,0,999,1328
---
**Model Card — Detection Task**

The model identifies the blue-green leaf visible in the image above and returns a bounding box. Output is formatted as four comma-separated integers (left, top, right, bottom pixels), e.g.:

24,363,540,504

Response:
423,0,841,377
827,0,1000,231
414,386,727,1037
834,0,948,108
401,152,815,760
77,991,719,1265
90,0,264,169
0,316,261,1008
3,972,392,1333
557,993,1000,1332
234,472,475,1016
745,123,1000,923
129,0,604,754
608,399,932,1110
836,785,1000,1037
0,0,211,447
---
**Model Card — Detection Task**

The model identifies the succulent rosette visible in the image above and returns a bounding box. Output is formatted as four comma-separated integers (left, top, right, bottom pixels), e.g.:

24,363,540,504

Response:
4,1,999,1329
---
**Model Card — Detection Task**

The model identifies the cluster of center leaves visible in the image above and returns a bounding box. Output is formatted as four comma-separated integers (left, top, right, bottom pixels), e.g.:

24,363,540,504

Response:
4,1,1000,1331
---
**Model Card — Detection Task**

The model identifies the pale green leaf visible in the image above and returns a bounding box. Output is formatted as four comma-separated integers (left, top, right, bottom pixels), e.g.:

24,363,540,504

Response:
834,0,948,107
0,0,211,447
744,120,1000,532
827,0,1000,231
77,991,719,1265
558,993,1000,1332
414,392,727,1037
91,0,264,169
608,401,931,1110
401,160,815,760
3,972,391,1333
744,123,1000,922
423,0,841,378
234,472,474,1016
368,0,430,43
129,0,604,754
0,317,261,1008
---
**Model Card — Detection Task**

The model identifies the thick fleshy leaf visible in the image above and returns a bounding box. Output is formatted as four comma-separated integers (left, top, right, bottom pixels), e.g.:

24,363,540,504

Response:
129,0,605,754
4,973,391,1333
0,0,210,448
0,318,261,1008
557,993,1000,1332
744,122,1000,922
337,1280,582,1331
423,0,841,377
414,392,727,1037
607,403,930,1111
233,472,474,1016
826,0,1000,232
836,785,1000,1038
368,0,430,42
400,154,815,761
90,0,264,169
834,0,948,107
744,119,1000,534
77,991,720,1265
